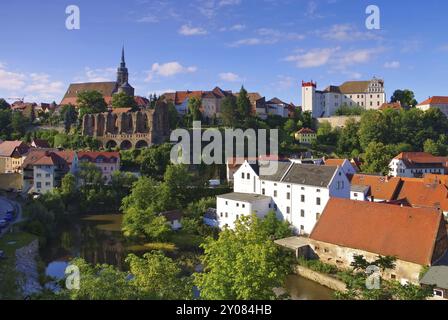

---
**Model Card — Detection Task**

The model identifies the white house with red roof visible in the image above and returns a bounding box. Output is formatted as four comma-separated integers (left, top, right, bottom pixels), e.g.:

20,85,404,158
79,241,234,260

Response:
77,151,120,184
389,152,448,178
417,96,448,117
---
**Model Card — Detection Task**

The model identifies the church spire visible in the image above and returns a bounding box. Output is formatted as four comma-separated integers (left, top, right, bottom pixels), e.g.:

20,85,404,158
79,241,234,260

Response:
121,46,126,67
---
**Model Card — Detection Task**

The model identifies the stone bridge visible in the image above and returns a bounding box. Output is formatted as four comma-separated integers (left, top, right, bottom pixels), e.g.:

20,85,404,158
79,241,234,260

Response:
82,103,170,150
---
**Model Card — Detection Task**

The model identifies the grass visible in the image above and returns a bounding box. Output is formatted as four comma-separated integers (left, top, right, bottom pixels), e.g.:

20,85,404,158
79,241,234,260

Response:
127,242,178,252
167,231,205,251
0,231,37,299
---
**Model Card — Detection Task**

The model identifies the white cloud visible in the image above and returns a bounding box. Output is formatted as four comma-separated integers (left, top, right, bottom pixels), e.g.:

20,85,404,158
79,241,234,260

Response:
78,67,116,82
229,38,271,47
285,47,339,68
221,24,246,32
384,61,400,69
284,47,384,69
319,24,381,42
274,75,295,90
146,61,197,81
230,28,305,47
136,14,159,23
219,0,241,6
0,64,64,102
219,72,242,82
179,24,208,36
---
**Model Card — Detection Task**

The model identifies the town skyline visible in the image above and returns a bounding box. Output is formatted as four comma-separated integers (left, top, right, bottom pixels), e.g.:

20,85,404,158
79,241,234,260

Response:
0,0,447,104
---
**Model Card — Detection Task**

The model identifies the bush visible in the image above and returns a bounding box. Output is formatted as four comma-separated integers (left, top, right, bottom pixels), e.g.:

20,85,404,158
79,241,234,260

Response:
297,257,339,275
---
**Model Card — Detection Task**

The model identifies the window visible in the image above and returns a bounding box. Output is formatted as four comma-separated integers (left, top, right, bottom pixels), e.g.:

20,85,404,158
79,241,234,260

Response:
225,212,228,218
262,188,266,195
247,173,250,180
301,210,305,217
286,207,290,214
316,197,321,205
36,173,41,178
46,174,50,178
45,182,51,187
274,190,277,197
241,172,245,179
301,195,305,202
390,274,397,280
434,289,444,297
316,189,321,193
225,201,228,205
236,203,239,207
36,182,42,188
242,204,245,208
300,225,304,231
287,192,291,200
220,212,223,217
316,213,321,220
236,214,239,220
301,187,305,190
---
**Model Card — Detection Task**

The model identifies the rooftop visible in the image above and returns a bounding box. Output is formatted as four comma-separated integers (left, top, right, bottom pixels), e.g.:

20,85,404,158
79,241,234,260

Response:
310,198,445,266
217,192,271,203
420,266,448,289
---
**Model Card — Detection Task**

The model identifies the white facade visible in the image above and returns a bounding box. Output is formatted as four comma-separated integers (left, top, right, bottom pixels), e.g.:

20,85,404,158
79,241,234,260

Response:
217,160,351,235
302,78,386,118
34,165,56,194
216,193,272,229
389,158,445,178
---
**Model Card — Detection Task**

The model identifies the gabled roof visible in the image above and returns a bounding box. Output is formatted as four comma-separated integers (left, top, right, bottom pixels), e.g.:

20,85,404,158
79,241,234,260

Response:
31,139,50,149
22,149,71,169
338,81,372,94
160,210,183,222
349,174,401,201
282,163,339,187
310,198,446,265
394,152,448,168
418,96,448,106
396,180,448,212
0,141,29,157
60,82,117,106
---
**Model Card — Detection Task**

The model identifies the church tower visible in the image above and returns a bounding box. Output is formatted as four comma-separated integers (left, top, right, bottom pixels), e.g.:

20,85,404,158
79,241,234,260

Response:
116,46,135,96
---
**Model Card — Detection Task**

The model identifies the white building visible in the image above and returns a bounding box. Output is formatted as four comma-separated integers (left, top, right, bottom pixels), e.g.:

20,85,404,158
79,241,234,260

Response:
265,98,292,118
416,96,448,117
389,152,447,178
77,151,121,184
324,159,357,176
22,150,78,194
217,160,351,235
302,78,386,118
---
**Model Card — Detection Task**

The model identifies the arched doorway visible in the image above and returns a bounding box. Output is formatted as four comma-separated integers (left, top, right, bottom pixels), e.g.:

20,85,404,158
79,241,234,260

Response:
135,140,149,149
120,140,133,150
106,140,118,149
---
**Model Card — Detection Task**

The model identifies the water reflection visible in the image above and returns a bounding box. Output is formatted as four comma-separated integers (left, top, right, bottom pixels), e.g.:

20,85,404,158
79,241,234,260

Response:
43,214,128,279
285,275,335,300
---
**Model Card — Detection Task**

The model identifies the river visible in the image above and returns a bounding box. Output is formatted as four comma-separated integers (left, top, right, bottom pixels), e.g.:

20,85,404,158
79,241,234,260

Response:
42,214,334,300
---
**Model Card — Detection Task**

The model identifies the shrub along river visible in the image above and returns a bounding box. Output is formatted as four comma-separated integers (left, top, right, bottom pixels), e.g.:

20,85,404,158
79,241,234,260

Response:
41,214,334,300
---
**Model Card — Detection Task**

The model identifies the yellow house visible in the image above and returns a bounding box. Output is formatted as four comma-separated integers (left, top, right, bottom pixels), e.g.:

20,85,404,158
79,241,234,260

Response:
0,141,30,173
295,128,317,144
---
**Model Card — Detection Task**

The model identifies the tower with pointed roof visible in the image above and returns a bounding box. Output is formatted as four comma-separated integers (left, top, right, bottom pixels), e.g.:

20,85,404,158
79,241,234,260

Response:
116,46,135,96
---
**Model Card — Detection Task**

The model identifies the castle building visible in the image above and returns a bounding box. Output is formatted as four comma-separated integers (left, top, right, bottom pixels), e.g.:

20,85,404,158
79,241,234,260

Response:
60,47,136,106
302,78,386,118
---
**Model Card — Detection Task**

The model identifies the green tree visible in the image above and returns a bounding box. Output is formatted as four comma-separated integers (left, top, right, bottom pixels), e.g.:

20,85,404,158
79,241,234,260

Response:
236,86,252,120
362,142,396,175
0,98,10,110
111,92,137,111
167,102,179,129
126,252,192,299
11,111,27,138
221,96,238,127
261,211,293,240
194,215,292,300
77,90,107,118
390,89,418,108
336,118,361,157
139,143,172,179
283,119,297,135
187,97,202,122
60,105,78,132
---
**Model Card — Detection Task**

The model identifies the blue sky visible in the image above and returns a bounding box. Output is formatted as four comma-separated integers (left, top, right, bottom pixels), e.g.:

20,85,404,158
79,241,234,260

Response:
0,0,447,104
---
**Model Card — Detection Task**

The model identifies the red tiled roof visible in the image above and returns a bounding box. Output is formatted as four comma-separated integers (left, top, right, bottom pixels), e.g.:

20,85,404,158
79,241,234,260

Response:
349,174,401,201
297,128,315,134
396,180,448,212
394,152,448,168
310,198,446,265
418,96,448,106
78,151,120,163
379,101,402,110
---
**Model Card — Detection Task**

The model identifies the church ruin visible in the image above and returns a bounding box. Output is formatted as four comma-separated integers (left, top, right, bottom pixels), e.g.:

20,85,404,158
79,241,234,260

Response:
82,103,170,150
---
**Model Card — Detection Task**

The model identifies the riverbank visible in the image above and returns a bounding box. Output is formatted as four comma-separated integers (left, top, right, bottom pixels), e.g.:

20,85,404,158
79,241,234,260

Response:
0,231,39,299
295,265,346,293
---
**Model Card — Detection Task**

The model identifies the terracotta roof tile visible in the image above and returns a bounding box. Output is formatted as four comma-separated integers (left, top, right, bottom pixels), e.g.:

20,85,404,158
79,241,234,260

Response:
310,198,446,265
349,174,401,201
418,96,448,106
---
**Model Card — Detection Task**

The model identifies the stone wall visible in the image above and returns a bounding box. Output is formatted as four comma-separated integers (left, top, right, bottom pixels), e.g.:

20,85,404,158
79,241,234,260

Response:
15,239,42,297
317,116,361,129
82,103,170,149
295,265,347,292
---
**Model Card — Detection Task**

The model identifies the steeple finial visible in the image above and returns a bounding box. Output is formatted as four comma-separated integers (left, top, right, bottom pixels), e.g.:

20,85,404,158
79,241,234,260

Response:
121,45,125,64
